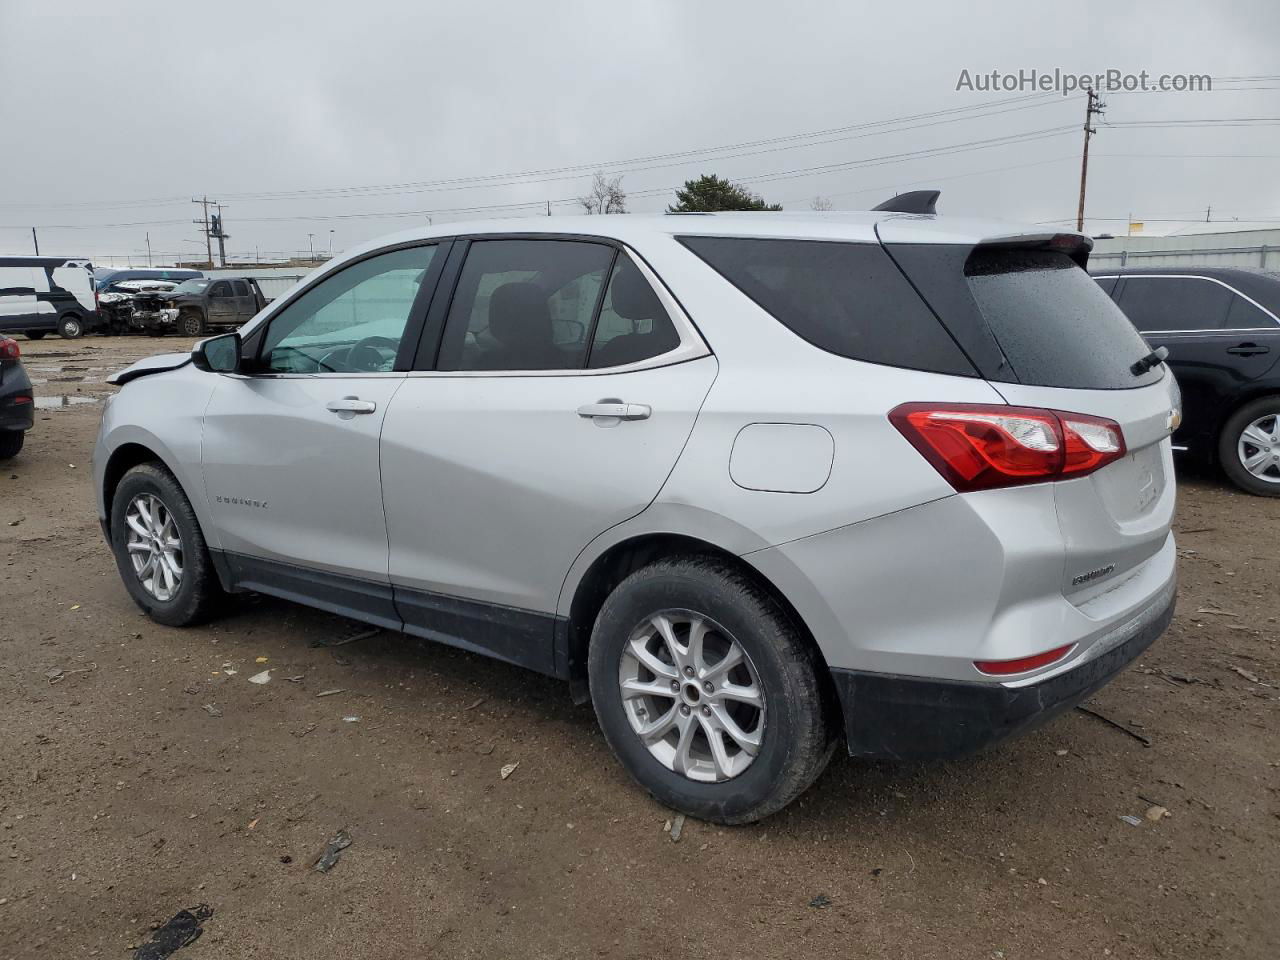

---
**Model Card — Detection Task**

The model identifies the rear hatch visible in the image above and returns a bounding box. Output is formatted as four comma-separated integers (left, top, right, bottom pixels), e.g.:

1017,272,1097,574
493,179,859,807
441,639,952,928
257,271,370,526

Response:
879,224,1178,601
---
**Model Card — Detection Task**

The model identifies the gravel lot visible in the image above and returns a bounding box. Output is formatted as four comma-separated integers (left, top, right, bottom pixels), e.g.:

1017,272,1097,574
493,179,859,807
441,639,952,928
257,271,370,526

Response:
1,335,1276,959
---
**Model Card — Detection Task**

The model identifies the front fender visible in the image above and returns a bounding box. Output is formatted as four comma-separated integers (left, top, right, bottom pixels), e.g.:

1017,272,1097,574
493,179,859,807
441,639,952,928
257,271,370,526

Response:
95,368,219,547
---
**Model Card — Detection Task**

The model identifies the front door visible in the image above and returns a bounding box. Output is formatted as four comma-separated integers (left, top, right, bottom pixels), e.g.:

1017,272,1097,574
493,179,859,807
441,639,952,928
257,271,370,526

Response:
206,280,237,325
200,243,443,622
380,238,715,672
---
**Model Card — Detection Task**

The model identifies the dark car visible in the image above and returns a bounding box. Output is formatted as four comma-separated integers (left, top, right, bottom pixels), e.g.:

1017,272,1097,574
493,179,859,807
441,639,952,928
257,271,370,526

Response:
0,336,34,459
1094,266,1280,496
134,277,267,336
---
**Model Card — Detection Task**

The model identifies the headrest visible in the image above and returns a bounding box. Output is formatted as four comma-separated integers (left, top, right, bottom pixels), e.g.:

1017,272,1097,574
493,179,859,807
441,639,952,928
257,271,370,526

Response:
488,282,550,346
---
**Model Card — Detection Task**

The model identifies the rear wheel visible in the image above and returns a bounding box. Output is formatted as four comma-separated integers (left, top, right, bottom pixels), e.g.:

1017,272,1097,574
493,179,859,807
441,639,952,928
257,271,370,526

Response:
56,314,83,339
588,556,834,824
0,431,23,460
1219,397,1280,497
109,463,225,625
24,331,46,340
179,311,205,337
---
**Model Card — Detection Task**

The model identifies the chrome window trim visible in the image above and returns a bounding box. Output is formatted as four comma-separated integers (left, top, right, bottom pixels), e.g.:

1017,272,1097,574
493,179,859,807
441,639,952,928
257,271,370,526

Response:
408,245,711,379
1095,273,1280,332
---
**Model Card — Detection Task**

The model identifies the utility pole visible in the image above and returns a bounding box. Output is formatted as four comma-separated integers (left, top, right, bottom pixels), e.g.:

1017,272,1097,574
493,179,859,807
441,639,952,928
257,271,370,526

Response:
1205,205,1212,222
307,233,315,259
210,203,230,267
145,232,152,267
31,227,39,255
546,200,552,217
192,197,216,268
1076,89,1105,233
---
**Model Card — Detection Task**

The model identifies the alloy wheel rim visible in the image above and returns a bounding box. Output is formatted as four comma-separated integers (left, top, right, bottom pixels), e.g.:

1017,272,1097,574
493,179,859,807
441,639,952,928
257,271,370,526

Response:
618,610,765,783
1237,413,1280,483
124,493,184,601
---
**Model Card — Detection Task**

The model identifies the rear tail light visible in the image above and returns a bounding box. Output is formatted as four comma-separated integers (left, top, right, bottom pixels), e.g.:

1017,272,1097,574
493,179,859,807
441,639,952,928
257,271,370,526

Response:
12,395,32,404
975,643,1075,676
0,338,19,360
889,402,1125,492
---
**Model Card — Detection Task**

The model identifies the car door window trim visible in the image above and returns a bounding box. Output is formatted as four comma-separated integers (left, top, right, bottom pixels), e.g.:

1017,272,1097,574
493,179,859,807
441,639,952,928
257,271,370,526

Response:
1096,273,1280,332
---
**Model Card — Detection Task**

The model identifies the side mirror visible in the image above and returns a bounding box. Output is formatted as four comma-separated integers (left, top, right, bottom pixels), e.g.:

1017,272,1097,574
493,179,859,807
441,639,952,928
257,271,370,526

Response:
191,332,241,374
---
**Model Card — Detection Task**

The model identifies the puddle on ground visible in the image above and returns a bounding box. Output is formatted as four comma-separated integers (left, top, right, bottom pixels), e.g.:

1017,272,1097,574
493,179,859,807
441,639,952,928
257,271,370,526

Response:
34,395,98,409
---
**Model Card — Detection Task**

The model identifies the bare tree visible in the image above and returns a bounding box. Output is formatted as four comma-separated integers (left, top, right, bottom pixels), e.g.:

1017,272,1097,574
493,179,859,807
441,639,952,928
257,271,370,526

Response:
810,195,834,212
579,171,627,214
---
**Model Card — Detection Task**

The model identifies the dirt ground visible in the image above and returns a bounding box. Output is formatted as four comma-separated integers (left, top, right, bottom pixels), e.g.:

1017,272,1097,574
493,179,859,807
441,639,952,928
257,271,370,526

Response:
0,334,1276,959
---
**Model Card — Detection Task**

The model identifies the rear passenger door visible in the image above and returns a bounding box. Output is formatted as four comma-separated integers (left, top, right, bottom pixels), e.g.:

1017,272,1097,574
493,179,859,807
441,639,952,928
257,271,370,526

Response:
379,237,716,674
1111,275,1280,444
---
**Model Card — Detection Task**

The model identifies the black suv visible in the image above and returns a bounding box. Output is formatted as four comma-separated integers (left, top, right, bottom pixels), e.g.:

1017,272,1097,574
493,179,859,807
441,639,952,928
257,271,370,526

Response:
1094,266,1280,496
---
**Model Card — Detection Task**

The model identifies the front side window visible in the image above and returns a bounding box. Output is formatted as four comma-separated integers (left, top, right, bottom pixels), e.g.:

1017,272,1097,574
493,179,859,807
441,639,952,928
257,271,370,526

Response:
436,239,615,371
1114,276,1232,332
259,244,436,374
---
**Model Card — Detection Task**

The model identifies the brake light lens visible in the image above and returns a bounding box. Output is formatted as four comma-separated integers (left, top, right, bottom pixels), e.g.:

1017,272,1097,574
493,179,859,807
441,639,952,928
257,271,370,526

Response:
0,338,19,360
890,402,1126,492
975,643,1075,676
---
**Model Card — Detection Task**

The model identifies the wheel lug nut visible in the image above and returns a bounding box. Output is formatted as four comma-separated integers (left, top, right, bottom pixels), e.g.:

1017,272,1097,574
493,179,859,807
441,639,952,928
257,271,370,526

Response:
701,705,711,716
669,680,679,692
683,666,694,677
679,704,691,716
703,681,713,693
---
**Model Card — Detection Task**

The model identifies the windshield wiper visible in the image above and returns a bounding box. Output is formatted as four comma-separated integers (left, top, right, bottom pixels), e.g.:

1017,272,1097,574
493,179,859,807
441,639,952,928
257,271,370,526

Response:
1130,346,1169,377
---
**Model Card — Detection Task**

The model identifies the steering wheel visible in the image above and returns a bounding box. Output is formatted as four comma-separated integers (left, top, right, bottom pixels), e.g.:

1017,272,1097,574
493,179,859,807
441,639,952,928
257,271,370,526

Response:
317,336,399,373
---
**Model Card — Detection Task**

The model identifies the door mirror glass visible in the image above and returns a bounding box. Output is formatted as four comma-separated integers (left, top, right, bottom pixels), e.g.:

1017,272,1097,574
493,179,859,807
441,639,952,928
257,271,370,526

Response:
193,332,241,373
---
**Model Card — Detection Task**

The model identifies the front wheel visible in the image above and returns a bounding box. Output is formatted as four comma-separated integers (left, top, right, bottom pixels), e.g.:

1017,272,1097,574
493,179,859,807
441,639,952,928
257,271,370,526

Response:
588,557,834,824
179,311,205,337
109,463,225,625
1219,397,1280,497
56,314,83,339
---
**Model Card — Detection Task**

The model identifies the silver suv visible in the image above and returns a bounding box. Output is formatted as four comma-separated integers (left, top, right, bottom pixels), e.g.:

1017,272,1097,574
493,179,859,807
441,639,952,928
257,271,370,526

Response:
94,207,1179,822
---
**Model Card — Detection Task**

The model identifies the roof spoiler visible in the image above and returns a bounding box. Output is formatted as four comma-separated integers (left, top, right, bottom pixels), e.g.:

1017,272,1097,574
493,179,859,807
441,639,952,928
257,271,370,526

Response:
871,190,940,215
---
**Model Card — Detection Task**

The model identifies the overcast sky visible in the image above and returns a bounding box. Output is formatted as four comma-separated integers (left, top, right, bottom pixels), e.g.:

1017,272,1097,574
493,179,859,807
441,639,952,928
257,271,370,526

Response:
2,0,1278,264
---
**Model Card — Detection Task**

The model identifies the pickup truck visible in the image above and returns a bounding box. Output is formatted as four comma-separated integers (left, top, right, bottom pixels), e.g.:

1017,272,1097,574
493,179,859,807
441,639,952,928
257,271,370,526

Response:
133,277,267,336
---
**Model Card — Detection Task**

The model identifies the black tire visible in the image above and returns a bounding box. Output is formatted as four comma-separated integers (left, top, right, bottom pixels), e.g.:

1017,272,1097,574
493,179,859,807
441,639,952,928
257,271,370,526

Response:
0,431,23,460
56,314,84,339
109,463,225,626
1218,396,1280,497
24,331,46,340
588,556,835,824
179,311,205,337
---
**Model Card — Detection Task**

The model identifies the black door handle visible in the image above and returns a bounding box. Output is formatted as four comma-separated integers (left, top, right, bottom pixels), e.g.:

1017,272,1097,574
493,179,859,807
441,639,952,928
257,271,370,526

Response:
1227,343,1270,356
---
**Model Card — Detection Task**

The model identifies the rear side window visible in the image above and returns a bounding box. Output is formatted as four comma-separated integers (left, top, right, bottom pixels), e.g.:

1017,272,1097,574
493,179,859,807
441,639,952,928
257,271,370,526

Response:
232,280,249,297
1226,292,1278,329
1113,276,1232,332
678,236,975,376
964,250,1163,389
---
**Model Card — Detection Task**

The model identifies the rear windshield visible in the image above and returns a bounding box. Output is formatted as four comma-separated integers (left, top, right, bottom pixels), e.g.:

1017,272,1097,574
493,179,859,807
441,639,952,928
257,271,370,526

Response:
964,249,1163,389
678,236,975,376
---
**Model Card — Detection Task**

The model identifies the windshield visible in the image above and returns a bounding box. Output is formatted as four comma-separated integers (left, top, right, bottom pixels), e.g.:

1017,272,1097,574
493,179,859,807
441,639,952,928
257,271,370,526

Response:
172,279,211,294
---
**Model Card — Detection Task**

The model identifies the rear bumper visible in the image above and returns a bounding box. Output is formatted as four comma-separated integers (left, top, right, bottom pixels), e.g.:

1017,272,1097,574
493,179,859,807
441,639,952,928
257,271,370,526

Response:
0,373,34,432
831,586,1175,760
